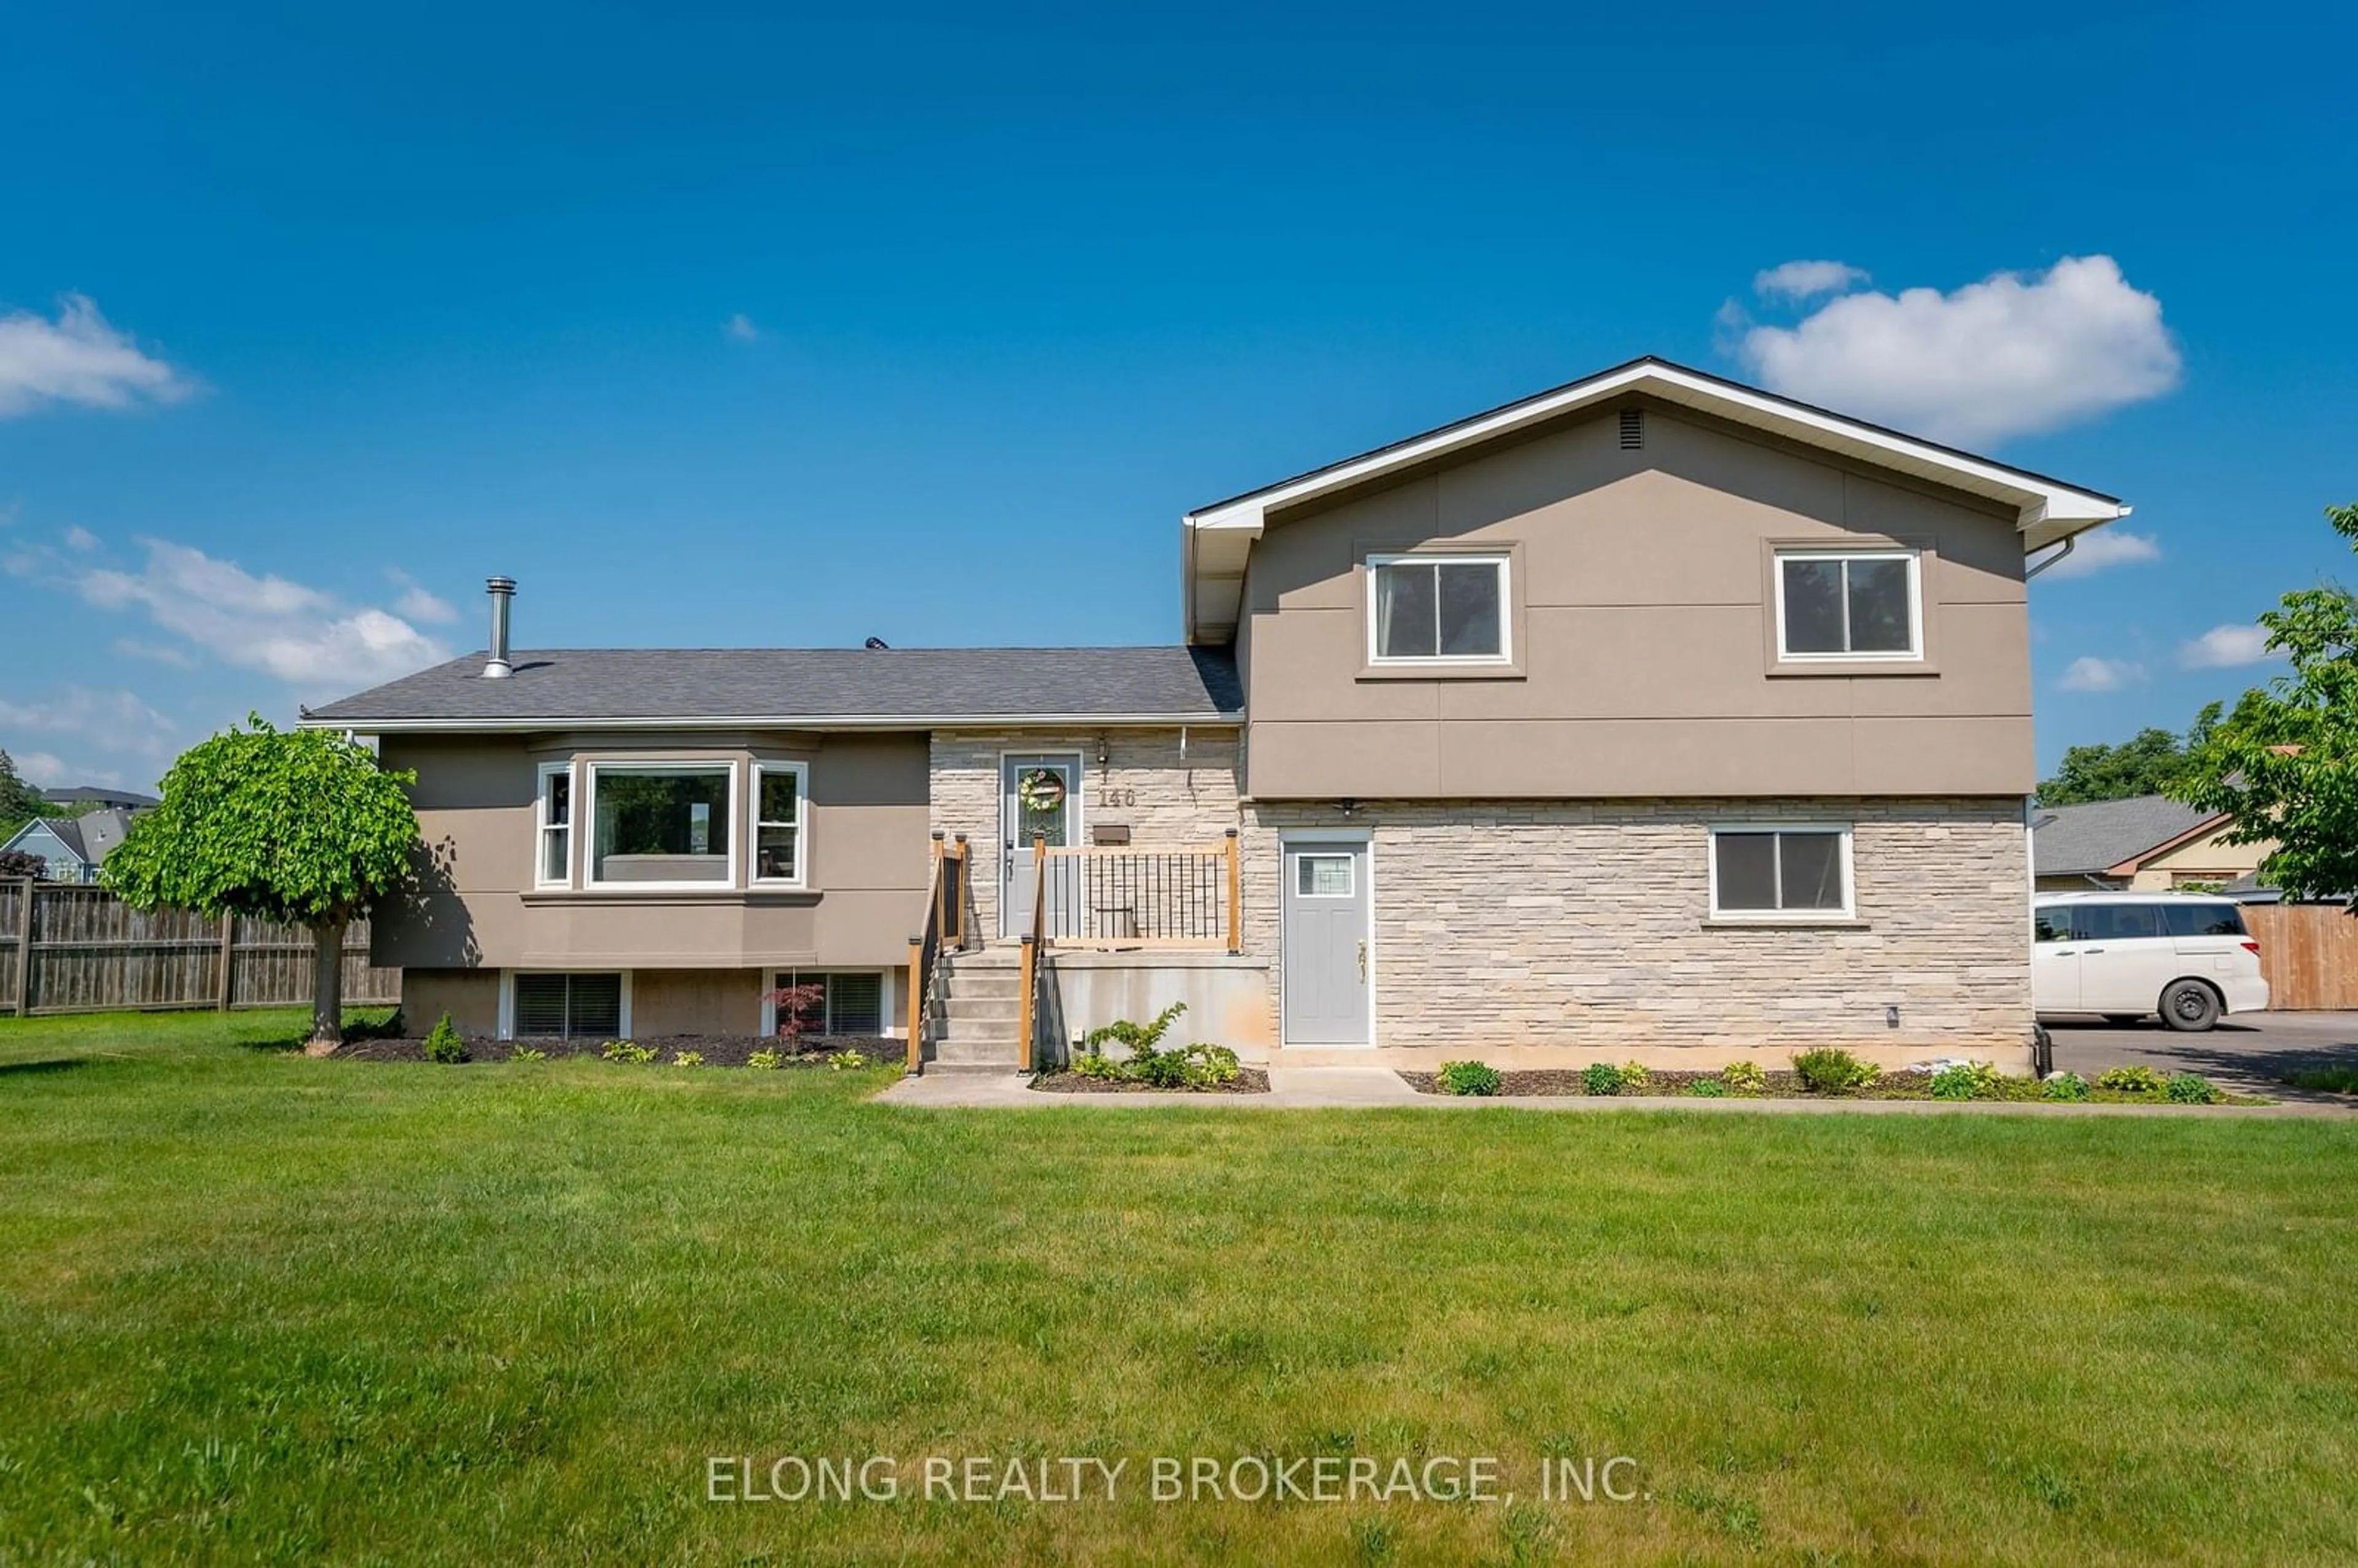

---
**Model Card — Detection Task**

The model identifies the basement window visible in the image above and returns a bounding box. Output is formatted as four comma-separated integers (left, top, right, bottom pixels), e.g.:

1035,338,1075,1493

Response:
512,972,625,1038
772,971,885,1036
1710,826,1853,919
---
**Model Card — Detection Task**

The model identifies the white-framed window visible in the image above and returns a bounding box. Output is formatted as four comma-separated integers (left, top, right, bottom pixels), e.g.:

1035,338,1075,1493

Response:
1367,553,1511,664
1775,549,1921,661
771,971,886,1037
1710,826,1854,919
508,971,628,1038
585,762,737,888
1294,852,1356,898
751,762,808,885
535,762,574,888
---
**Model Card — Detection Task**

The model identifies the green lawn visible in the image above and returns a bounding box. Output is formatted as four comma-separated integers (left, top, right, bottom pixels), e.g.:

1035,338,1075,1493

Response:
4,1011,2357,1566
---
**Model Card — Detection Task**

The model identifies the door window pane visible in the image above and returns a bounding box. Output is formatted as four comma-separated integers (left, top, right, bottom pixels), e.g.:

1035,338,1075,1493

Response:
1372,562,1438,659
1296,853,1355,897
1714,833,1778,910
1012,764,1072,847
2034,910,2072,942
591,767,731,883
2073,903,2160,941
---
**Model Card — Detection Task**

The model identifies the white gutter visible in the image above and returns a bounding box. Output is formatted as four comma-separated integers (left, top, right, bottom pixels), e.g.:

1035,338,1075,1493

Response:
297,712,1245,734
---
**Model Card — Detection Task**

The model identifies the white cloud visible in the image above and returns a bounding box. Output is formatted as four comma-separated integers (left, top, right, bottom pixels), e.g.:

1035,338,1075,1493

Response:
7,751,89,789
1730,255,2181,446
2033,529,2162,581
0,293,192,417
0,686,177,759
724,312,761,343
2180,623,2276,669
386,570,458,624
1753,260,1870,302
69,540,449,687
113,637,197,668
62,524,99,551
2057,656,2146,693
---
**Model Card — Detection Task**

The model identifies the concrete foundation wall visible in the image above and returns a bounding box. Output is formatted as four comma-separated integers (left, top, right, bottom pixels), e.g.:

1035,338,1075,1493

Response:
1041,950,1276,1065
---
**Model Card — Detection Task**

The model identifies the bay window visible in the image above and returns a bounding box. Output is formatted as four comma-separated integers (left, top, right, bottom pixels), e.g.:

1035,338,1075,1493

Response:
586,763,734,886
752,763,807,884
535,763,572,888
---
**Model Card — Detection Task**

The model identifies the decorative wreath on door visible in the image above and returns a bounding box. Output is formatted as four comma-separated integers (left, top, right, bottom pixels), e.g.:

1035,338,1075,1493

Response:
1017,768,1067,813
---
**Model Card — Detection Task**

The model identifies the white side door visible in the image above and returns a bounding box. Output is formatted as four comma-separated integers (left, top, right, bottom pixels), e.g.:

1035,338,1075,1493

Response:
2031,906,2080,1013
2075,902,2172,1014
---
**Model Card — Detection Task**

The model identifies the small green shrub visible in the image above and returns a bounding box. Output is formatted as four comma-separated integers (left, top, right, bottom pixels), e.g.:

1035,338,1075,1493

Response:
1792,1048,1880,1095
507,1044,547,1063
827,1050,868,1072
1072,1050,1122,1081
2097,1065,2165,1093
1436,1060,1503,1096
1931,1061,2004,1101
1687,1077,1727,1098
747,1049,784,1070
1083,1001,1187,1054
1181,1044,1242,1088
1618,1061,1653,1094
2041,1071,2090,1102
601,1039,655,1065
2284,1064,2358,1093
1721,1060,1767,1093
1582,1062,1625,1096
671,1050,705,1068
2165,1072,2220,1104
421,1012,469,1065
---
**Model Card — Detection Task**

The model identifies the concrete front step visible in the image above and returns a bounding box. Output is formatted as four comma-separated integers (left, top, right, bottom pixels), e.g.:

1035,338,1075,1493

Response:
944,976,1022,1001
945,996,1021,1022
933,1038,1023,1066
920,1061,1026,1078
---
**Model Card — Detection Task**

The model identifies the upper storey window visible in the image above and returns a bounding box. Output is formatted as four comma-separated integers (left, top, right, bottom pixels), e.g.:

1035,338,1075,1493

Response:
1775,549,1921,661
1368,553,1511,664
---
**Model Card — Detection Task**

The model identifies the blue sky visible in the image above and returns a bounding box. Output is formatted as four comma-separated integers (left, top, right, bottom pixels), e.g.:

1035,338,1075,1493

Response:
4,1,2354,791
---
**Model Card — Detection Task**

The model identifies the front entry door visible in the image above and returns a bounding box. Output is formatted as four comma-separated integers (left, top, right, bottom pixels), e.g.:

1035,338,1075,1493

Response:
1283,839,1371,1044
1002,754,1079,938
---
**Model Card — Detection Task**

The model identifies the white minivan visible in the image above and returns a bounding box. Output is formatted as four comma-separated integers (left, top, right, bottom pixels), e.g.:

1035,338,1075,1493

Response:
2033,892,2269,1031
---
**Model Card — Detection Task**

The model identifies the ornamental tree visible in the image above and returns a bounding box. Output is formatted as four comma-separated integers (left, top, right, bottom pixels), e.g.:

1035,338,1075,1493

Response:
104,716,420,1052
2171,501,2358,902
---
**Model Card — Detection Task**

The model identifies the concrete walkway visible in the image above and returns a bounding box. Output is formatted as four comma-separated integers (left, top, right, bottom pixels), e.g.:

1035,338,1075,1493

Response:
879,1066,2353,1117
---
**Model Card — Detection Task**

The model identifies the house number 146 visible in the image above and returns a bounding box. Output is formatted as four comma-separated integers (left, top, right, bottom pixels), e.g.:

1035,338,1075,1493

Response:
1093,788,1136,807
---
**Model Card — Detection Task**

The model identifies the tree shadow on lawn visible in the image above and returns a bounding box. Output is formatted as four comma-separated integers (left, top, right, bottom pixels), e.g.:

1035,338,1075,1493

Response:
0,1058,87,1077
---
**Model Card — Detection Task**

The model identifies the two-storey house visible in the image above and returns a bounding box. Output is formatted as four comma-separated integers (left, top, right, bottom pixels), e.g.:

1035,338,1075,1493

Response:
305,357,2130,1070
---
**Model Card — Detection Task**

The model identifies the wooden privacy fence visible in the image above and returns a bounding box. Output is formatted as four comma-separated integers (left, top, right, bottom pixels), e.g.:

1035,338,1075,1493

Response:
0,879,399,1017
2243,904,2358,1011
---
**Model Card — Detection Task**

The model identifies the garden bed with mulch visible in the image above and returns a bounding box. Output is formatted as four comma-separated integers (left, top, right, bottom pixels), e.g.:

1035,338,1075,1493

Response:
1398,1068,2269,1106
332,1033,901,1068
1030,1068,1271,1095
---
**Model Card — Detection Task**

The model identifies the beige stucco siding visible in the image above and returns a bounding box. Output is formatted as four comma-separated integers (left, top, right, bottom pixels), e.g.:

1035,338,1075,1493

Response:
1238,403,2036,799
928,728,1243,938
1240,796,2031,1054
377,730,930,971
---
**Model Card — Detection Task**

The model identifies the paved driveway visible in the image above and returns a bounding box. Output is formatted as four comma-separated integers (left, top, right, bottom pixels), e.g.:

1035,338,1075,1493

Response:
2045,1011,2358,1101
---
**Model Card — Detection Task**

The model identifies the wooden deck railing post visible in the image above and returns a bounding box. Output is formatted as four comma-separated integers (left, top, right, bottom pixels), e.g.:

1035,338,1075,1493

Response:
1224,828,1242,955
1018,934,1037,1074
906,934,924,1073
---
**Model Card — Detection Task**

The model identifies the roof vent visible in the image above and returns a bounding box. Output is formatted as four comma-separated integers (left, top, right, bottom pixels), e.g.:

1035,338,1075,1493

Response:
1619,409,1644,449
483,576,516,680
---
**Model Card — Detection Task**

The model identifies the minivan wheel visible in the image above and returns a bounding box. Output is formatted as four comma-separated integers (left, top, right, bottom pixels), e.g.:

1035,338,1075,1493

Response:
2160,980,2222,1033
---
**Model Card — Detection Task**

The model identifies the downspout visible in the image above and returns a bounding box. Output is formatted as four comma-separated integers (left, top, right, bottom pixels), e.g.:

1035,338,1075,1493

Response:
2024,535,2077,580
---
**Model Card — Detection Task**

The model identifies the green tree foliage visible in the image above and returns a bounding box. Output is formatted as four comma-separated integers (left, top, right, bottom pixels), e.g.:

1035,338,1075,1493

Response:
2171,502,2358,902
104,716,419,1050
0,750,50,838
2036,703,2221,805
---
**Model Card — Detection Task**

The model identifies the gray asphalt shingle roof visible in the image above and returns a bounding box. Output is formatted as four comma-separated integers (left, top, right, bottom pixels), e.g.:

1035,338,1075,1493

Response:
303,646,1244,727
2031,794,2221,877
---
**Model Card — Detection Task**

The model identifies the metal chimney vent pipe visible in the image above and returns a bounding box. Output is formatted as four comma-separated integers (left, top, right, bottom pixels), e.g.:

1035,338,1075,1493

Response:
483,576,516,679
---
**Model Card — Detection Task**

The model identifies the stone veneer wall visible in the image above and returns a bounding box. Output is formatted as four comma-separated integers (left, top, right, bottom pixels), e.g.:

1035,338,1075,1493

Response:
928,729,1243,939
1240,797,2031,1052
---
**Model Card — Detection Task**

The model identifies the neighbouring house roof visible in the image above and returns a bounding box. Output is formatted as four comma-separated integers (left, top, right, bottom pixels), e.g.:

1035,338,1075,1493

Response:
1180,355,2132,643
5,807,137,868
302,646,1245,731
2031,796,2225,878
41,785,160,809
